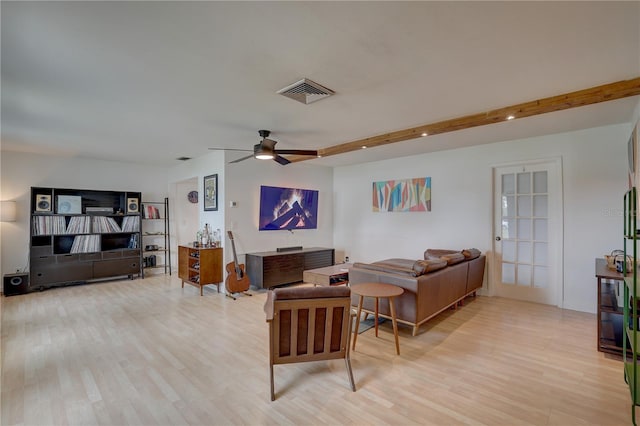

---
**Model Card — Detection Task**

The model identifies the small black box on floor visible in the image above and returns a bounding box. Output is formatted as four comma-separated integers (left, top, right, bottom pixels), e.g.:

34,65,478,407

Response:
3,273,29,296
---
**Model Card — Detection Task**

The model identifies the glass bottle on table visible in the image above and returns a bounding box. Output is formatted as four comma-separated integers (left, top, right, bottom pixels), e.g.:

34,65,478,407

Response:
202,224,211,247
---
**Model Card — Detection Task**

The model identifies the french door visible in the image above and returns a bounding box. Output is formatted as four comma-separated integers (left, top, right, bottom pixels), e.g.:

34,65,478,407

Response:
493,159,563,306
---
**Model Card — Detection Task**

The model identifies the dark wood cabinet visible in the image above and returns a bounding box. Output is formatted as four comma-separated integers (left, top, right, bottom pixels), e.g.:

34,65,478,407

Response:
595,258,629,355
246,248,334,289
178,245,223,295
28,187,142,294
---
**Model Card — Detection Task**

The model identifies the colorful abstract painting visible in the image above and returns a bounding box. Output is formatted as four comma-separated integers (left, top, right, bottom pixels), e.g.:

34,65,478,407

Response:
372,177,431,212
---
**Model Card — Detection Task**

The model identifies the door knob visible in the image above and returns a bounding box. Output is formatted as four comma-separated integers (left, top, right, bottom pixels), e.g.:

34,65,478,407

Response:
495,236,501,241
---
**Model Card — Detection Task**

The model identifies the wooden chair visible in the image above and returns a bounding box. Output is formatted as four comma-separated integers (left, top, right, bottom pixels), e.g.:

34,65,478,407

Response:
264,286,356,401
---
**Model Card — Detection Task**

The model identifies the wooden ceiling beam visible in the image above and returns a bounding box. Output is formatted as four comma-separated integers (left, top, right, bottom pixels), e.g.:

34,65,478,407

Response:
290,76,640,163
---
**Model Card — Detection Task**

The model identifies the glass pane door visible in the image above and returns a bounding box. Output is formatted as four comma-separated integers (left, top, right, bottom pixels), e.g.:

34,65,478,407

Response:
494,161,560,306
501,171,548,288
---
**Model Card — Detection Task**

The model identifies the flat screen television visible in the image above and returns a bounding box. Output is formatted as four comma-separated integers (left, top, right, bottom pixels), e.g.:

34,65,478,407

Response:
259,185,319,231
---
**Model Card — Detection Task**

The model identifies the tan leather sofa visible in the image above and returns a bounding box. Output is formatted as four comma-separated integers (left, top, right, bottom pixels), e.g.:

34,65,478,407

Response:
349,249,486,336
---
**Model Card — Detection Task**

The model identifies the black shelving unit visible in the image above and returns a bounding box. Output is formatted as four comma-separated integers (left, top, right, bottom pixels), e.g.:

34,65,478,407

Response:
141,198,171,277
624,187,639,425
28,186,142,294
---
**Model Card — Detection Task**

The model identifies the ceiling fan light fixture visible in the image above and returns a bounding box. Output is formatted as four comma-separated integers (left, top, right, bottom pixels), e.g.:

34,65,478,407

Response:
255,152,275,160
254,142,275,160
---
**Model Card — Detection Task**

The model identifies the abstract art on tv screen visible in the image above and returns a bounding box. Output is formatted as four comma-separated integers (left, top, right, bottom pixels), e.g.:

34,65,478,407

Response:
372,177,431,212
259,185,319,230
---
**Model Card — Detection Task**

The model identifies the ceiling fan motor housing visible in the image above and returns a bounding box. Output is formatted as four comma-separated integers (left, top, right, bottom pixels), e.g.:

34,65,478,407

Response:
224,129,317,164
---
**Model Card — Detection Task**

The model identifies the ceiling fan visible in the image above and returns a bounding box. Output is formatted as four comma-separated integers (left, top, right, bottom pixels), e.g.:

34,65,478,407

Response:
209,130,318,165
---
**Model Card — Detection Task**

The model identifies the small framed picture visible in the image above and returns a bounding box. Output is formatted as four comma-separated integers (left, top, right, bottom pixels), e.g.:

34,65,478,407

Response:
204,174,218,211
57,195,82,214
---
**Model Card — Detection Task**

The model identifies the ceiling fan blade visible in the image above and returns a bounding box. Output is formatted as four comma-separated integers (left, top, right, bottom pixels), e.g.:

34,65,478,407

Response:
276,149,318,156
229,154,255,164
273,155,291,165
209,147,252,152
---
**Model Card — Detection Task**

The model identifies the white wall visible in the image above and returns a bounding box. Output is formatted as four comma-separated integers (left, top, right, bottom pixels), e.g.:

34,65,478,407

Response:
174,178,199,246
166,151,226,269
167,151,226,235
633,99,640,124
333,124,632,313
0,151,169,277
167,151,334,266
222,157,334,265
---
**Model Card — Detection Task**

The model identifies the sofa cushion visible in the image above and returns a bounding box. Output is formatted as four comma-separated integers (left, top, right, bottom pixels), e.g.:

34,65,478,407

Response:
462,248,481,260
353,258,447,277
439,253,466,265
415,258,448,273
376,258,448,275
353,262,419,277
425,249,466,265
375,258,434,276
424,249,458,258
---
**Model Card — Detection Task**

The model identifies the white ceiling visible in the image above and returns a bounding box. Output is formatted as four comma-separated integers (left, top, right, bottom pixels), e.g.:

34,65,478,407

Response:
2,1,639,168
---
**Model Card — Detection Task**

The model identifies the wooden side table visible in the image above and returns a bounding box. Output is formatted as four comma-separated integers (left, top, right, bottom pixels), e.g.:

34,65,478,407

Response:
351,282,404,355
178,245,223,296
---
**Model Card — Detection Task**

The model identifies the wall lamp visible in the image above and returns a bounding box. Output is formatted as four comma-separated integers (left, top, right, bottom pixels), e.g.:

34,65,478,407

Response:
1,200,17,222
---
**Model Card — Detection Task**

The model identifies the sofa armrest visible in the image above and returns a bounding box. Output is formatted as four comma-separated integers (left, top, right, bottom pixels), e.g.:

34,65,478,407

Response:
349,266,421,294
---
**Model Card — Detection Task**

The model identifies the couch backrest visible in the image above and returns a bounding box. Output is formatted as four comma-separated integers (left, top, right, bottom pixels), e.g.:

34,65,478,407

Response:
352,258,447,277
425,248,481,265
466,255,486,293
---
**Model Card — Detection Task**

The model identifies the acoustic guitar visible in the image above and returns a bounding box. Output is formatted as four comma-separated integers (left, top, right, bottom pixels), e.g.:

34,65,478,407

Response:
225,231,251,299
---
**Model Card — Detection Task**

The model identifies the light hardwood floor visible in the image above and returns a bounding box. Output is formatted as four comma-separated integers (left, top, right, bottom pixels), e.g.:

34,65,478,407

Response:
0,275,633,425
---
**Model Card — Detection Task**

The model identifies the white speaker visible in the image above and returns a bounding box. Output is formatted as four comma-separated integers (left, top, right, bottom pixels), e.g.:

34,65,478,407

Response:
35,194,52,212
127,197,139,214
